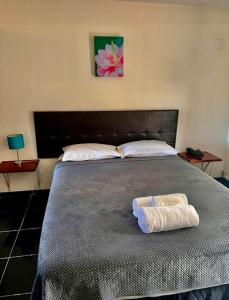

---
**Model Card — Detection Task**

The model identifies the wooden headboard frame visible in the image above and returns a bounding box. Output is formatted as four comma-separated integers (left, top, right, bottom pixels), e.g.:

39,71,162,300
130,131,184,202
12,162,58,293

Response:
34,110,179,158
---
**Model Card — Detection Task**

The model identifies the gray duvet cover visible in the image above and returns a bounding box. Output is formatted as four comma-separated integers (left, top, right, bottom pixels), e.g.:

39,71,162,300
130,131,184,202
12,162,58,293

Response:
33,156,229,300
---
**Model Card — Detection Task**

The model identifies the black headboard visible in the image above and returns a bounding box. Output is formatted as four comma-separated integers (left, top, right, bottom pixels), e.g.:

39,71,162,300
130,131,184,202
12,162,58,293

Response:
34,110,179,158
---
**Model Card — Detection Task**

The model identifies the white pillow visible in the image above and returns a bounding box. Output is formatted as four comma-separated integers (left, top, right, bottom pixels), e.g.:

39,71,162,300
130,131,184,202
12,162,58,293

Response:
117,140,177,157
62,143,122,161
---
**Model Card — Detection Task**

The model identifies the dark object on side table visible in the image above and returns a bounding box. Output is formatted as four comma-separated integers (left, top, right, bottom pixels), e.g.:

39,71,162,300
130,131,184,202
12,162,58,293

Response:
186,147,204,160
178,151,222,174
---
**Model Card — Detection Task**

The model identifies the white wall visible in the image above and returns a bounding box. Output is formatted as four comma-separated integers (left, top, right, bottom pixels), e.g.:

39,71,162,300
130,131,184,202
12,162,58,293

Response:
184,7,229,176
0,0,228,191
225,128,229,179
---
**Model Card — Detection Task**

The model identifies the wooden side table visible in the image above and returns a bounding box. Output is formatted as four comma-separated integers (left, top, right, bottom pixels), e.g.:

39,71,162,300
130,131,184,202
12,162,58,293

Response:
0,159,40,192
178,151,222,175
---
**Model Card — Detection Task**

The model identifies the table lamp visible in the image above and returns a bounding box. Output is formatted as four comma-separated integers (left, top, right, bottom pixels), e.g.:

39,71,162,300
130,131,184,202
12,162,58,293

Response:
7,134,25,166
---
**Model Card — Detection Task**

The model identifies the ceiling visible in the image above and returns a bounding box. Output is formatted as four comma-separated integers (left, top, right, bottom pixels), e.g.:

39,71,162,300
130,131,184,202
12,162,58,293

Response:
119,0,229,8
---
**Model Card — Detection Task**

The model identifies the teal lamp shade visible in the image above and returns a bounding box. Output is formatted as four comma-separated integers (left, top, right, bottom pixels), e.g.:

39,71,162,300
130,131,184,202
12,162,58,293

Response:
7,134,25,150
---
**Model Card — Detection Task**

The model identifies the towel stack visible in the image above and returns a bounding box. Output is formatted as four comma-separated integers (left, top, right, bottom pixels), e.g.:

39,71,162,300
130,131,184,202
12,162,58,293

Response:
133,193,199,233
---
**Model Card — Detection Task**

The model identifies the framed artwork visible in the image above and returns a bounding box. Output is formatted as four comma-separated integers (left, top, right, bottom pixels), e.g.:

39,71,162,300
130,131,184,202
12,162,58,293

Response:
94,36,124,77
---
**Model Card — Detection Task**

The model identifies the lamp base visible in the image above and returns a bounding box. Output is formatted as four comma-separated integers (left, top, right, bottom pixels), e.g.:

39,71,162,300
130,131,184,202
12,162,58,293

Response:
14,160,22,167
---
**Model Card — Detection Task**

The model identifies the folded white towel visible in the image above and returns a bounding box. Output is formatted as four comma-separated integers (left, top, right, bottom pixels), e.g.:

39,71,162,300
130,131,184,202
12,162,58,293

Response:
133,193,188,217
137,205,199,233
132,197,152,217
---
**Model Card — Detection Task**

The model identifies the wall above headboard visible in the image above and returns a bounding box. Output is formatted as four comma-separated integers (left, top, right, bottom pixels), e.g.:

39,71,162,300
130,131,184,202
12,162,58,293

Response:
34,110,179,158
0,1,228,192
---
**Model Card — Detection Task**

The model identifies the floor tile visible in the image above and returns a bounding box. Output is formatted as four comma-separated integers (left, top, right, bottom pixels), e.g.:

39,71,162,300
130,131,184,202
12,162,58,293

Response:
0,192,31,214
29,190,49,211
0,294,31,299
0,232,17,258
11,229,41,257
0,259,7,279
0,212,24,232
22,210,45,229
0,191,32,199
0,256,37,296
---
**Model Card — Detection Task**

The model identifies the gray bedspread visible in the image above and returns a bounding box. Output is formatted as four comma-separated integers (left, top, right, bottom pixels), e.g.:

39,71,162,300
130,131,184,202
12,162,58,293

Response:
36,156,229,300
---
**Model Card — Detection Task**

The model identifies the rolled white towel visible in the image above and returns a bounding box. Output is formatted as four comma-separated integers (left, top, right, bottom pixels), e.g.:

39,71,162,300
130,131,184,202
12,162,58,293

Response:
132,193,188,218
137,205,199,233
133,196,152,217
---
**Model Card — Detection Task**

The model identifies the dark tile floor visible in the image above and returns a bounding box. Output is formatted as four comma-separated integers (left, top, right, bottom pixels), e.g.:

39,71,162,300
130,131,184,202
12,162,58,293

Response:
0,178,227,300
0,190,49,299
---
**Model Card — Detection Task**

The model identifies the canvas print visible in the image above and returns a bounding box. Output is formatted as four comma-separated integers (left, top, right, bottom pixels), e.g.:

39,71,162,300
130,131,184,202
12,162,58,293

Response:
94,36,124,77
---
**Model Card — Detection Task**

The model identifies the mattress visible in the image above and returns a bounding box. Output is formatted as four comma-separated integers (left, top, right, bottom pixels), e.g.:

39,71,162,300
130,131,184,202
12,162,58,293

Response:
33,156,229,300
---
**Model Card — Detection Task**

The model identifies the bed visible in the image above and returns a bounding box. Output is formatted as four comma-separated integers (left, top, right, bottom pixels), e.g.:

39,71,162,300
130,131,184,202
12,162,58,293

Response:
32,110,229,300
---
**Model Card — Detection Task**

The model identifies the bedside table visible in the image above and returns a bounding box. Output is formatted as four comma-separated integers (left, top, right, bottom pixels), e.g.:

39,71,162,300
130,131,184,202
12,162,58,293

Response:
178,151,222,175
0,159,40,192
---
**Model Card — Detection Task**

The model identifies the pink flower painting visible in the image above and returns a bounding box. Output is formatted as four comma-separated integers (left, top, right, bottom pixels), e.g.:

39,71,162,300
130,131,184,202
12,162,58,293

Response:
94,36,124,77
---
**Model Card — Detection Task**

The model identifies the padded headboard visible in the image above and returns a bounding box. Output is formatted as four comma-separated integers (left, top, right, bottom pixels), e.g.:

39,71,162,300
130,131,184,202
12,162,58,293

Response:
34,110,179,158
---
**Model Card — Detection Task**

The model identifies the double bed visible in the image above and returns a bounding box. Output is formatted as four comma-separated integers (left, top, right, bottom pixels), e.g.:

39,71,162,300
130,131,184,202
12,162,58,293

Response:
32,110,229,300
